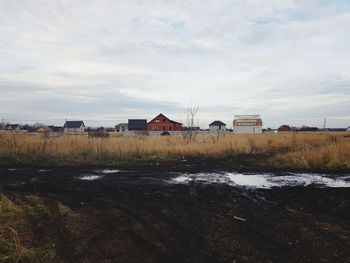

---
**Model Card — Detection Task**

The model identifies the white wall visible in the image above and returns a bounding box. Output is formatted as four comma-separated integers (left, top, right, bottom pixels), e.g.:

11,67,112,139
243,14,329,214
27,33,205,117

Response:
64,127,85,133
209,125,226,131
233,126,262,134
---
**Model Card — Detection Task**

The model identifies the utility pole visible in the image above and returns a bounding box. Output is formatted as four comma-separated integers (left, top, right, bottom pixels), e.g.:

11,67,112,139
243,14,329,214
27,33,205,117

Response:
1,118,4,130
323,117,327,130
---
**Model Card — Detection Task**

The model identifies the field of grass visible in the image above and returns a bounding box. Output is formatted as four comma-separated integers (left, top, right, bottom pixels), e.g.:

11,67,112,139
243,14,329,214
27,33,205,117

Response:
0,131,350,170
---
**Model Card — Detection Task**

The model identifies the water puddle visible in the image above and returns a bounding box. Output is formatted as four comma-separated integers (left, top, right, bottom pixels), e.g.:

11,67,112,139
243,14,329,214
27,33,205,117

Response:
172,173,350,189
95,169,120,174
80,175,103,181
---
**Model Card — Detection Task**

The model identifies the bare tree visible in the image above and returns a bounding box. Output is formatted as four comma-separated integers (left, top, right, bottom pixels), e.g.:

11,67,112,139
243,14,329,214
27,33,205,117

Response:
183,104,199,141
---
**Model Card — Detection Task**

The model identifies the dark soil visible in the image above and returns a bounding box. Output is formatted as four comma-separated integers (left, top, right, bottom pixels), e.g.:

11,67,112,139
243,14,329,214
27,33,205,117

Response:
0,166,350,262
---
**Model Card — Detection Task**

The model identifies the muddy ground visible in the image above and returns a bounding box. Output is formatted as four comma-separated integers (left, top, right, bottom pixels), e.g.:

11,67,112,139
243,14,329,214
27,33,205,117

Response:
0,165,350,262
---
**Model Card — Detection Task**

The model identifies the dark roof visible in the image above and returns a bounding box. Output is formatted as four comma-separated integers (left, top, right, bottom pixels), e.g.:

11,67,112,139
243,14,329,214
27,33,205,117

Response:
115,123,128,128
148,113,182,125
209,120,226,126
128,119,147,131
64,121,85,128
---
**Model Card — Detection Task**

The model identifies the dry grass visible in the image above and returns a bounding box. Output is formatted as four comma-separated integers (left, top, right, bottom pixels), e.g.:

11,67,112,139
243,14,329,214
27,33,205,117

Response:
0,131,350,170
0,194,55,263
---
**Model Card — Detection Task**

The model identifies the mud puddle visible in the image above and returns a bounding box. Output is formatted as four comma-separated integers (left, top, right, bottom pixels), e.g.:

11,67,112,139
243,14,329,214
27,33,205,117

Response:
172,172,350,188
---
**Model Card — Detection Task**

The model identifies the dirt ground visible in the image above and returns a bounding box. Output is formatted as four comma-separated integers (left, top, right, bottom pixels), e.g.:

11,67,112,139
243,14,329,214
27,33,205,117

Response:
0,164,349,262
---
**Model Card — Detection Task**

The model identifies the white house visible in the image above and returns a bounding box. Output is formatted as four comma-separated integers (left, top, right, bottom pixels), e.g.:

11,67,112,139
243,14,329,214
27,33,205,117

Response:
63,121,85,133
209,120,226,131
347,127,350,132
233,115,263,134
115,123,128,132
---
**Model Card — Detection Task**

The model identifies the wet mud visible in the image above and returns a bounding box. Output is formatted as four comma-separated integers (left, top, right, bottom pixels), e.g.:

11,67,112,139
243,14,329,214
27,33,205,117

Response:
0,166,350,262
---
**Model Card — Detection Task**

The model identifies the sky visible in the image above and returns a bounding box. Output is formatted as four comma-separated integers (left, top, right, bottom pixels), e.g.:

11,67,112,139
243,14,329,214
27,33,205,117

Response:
1,0,350,128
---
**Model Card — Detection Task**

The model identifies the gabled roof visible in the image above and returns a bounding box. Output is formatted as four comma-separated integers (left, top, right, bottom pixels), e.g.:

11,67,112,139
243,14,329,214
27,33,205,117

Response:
64,121,85,128
36,126,52,132
209,120,226,126
128,119,147,130
148,113,182,125
278,125,291,130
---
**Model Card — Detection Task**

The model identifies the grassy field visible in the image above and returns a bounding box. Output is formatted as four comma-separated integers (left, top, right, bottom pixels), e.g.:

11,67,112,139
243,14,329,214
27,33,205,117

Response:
0,131,350,170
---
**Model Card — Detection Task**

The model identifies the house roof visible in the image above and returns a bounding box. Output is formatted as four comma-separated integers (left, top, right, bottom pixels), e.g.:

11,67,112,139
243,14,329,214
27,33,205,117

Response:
115,123,128,128
36,126,52,132
128,119,147,130
64,121,85,128
209,120,226,126
148,113,182,125
278,125,291,130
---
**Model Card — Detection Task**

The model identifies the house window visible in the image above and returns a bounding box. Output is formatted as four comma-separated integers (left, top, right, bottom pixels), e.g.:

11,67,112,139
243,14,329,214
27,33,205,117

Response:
156,119,160,122
162,119,166,122
169,126,172,131
153,126,157,131
163,127,165,131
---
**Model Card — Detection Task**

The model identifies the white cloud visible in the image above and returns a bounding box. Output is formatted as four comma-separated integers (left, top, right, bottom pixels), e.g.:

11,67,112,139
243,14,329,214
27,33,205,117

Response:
1,0,350,128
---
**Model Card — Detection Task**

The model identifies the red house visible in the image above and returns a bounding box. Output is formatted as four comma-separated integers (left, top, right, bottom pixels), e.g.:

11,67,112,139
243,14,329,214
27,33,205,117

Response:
147,114,182,132
278,125,292,132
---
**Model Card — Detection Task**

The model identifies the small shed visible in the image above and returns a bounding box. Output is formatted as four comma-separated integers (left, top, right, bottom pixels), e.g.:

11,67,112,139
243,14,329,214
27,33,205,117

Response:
209,120,226,131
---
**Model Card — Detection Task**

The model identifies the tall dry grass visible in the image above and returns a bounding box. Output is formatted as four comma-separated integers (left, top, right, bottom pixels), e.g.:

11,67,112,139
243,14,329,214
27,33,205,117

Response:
0,131,350,169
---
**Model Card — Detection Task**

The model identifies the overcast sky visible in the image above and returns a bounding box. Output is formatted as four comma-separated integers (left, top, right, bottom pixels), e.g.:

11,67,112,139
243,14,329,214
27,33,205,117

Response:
1,0,350,128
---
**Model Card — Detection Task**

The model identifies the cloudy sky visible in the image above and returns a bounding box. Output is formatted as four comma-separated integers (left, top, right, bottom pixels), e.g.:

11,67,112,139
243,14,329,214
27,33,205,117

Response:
1,0,350,128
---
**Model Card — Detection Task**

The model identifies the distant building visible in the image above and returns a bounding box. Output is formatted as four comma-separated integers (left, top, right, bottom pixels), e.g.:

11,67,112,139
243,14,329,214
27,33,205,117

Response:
298,126,319,132
147,114,182,132
5,124,20,131
347,127,350,132
128,119,147,131
277,125,292,132
233,115,263,134
47,126,64,133
209,120,226,132
263,128,277,133
63,121,85,133
105,127,116,133
35,126,52,133
182,126,200,131
115,123,128,132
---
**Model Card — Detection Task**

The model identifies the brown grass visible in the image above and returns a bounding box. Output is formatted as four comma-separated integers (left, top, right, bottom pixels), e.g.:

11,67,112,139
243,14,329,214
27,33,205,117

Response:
0,194,55,263
0,131,350,170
